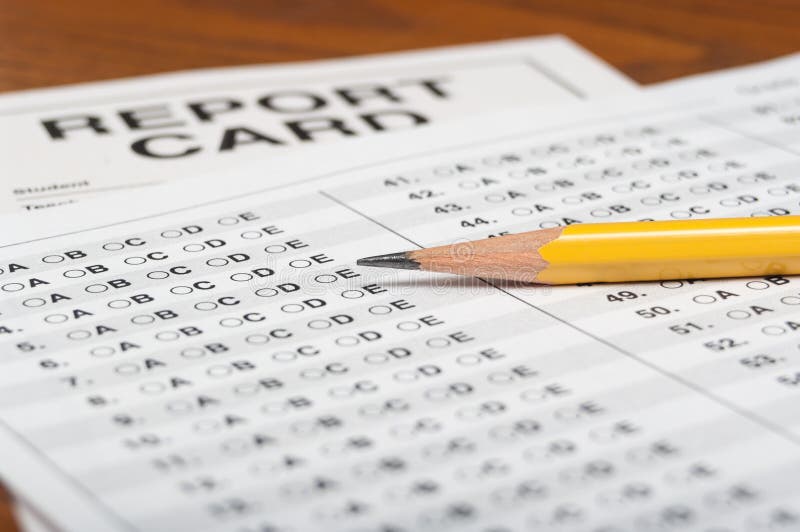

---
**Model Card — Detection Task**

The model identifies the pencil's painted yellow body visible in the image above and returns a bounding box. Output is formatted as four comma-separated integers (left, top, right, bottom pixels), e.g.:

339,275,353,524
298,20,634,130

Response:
535,216,800,284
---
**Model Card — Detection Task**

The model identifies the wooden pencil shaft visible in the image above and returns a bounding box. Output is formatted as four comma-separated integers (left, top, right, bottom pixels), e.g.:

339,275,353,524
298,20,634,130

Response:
406,216,800,284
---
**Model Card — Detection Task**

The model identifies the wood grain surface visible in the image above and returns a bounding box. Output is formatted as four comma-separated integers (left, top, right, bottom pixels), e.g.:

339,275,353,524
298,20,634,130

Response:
1,0,799,530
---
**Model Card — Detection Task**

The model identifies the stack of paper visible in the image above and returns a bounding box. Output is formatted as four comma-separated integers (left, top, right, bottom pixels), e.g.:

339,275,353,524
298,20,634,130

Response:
2,35,800,532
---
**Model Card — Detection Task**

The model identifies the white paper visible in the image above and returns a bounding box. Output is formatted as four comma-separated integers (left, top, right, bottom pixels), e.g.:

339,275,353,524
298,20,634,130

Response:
0,36,634,215
12,504,57,532
5,35,637,532
3,53,800,532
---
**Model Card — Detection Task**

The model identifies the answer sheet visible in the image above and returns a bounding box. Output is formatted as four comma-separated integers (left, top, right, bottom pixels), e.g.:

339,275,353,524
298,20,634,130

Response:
0,36,634,214
4,35,636,532
3,54,800,532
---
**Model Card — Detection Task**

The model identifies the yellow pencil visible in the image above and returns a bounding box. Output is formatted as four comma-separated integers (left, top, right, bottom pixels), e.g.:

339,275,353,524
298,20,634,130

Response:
357,216,800,284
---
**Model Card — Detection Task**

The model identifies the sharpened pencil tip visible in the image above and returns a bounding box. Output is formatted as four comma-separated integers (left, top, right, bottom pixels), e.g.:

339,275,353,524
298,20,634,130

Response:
357,251,421,270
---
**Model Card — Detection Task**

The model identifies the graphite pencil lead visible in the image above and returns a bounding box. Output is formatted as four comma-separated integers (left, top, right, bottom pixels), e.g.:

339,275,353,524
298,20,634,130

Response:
357,251,421,270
